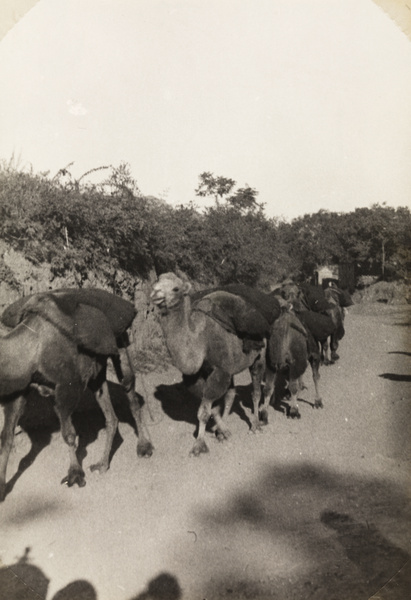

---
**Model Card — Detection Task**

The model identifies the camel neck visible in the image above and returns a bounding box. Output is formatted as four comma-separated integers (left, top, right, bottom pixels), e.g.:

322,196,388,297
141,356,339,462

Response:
158,295,204,374
160,295,193,329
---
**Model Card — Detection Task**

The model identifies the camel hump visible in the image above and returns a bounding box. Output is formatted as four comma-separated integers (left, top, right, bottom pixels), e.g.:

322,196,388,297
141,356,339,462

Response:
5,293,119,356
47,288,136,336
48,296,119,355
297,310,336,341
299,284,332,313
70,304,119,355
268,312,308,371
194,290,270,339
2,288,136,338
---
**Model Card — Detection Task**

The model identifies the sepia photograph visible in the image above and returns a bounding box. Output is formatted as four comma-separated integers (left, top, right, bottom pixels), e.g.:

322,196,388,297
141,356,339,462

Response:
0,1,410,599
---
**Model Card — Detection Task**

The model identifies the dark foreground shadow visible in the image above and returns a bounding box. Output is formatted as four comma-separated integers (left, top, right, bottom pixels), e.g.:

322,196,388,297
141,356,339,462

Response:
0,548,96,600
0,548,182,600
195,462,411,600
131,572,182,600
3,381,142,500
320,511,410,597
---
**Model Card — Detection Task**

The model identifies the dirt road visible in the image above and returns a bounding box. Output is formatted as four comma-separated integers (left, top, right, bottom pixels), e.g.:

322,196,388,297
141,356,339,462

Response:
0,303,410,600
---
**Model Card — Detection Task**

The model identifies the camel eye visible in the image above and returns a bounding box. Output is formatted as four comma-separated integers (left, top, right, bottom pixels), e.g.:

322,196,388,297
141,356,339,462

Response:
173,287,180,292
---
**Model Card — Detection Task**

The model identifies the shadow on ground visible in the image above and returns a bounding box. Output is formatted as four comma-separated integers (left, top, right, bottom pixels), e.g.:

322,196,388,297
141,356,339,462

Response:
3,382,141,501
154,373,316,433
193,461,411,600
379,373,411,382
0,548,182,600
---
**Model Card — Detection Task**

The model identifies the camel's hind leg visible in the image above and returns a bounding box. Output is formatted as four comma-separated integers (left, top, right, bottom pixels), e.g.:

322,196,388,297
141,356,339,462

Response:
114,349,154,458
321,339,333,365
249,353,265,433
310,356,323,409
213,383,235,442
287,377,301,419
0,395,26,502
191,368,231,457
89,380,118,474
260,367,276,425
330,334,340,362
53,384,86,488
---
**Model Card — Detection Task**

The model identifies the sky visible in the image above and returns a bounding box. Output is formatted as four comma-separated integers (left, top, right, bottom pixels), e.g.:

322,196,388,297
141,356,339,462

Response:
0,0,410,221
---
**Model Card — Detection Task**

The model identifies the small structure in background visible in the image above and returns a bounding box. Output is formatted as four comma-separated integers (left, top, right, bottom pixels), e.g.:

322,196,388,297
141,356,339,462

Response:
314,262,356,292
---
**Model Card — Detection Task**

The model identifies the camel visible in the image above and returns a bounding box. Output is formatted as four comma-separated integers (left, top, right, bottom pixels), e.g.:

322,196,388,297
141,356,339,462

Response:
260,308,323,422
150,273,267,455
321,283,350,364
272,281,339,365
0,289,153,501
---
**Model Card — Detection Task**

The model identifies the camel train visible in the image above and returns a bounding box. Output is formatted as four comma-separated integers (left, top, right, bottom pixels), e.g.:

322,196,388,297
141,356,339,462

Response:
0,273,351,500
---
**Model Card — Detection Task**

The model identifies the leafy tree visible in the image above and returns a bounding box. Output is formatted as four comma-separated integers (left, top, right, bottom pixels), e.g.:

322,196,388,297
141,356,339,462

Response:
195,172,236,204
226,185,264,214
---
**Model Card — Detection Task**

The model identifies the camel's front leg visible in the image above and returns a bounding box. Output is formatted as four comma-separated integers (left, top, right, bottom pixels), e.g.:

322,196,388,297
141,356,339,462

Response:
0,395,26,502
190,368,231,456
53,384,85,488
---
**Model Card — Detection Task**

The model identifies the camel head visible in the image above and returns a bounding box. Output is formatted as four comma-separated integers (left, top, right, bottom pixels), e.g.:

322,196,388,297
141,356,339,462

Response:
278,282,308,313
150,272,192,311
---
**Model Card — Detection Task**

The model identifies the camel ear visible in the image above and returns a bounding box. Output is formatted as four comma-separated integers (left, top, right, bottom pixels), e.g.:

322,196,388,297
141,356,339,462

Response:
175,269,192,294
182,281,192,295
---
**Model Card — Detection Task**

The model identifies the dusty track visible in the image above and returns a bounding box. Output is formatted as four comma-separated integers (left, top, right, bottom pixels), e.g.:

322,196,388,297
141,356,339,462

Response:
0,303,410,600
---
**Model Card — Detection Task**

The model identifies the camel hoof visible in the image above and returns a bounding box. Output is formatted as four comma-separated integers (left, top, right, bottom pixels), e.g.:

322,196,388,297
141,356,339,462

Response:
89,462,109,474
315,398,324,409
288,407,301,419
137,440,154,458
216,429,232,442
259,409,269,426
331,353,340,361
190,440,209,456
61,468,86,488
249,423,264,434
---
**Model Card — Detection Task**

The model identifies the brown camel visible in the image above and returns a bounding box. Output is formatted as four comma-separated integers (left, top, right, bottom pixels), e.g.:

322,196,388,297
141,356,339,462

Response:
272,281,340,365
0,290,153,501
260,309,323,423
150,273,267,455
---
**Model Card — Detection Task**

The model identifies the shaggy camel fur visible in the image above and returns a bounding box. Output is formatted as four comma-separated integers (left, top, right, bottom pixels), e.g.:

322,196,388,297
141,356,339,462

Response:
260,309,322,423
151,273,267,455
0,290,153,501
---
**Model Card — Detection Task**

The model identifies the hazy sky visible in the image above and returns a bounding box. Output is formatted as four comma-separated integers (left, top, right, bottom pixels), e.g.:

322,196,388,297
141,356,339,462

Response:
0,0,410,220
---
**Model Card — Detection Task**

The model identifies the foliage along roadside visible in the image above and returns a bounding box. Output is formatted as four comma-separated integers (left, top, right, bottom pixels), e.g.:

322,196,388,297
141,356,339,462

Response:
0,161,410,295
